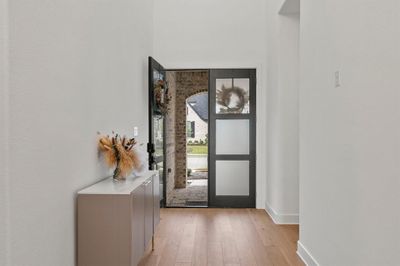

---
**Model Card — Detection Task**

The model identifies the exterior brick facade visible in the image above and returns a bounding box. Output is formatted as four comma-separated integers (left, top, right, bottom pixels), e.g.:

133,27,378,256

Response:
166,71,208,192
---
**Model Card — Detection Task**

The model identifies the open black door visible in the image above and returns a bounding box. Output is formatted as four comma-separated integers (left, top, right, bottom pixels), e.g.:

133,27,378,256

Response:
208,69,256,208
148,57,167,206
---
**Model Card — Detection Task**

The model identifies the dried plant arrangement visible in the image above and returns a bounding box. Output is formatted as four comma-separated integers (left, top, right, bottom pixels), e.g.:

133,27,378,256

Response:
98,133,141,181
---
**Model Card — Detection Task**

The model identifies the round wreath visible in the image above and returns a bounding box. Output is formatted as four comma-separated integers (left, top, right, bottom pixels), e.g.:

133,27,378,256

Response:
216,85,249,113
154,79,171,114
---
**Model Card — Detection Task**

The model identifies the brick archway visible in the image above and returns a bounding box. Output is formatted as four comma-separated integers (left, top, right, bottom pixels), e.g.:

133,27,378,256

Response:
174,71,208,188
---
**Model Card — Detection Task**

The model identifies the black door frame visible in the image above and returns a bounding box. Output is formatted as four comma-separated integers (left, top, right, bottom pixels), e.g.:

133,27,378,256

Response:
149,61,256,208
148,57,167,207
208,69,257,208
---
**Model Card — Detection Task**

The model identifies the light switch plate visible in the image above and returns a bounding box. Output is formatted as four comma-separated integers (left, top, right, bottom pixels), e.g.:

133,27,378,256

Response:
133,127,139,137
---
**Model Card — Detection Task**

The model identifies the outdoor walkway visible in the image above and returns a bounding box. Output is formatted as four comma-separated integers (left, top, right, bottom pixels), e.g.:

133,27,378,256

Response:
168,172,208,207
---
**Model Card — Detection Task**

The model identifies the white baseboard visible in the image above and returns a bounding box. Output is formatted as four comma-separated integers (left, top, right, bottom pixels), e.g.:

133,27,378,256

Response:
265,202,299,224
297,241,319,266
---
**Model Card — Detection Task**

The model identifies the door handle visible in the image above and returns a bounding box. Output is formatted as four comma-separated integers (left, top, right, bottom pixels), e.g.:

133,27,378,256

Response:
147,143,155,153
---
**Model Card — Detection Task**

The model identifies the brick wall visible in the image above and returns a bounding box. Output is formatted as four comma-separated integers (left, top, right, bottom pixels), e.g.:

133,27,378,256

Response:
174,71,208,188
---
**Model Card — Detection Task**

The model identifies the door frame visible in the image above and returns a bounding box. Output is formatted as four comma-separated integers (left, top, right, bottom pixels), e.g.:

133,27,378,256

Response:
164,68,211,208
148,57,167,207
163,68,210,208
208,69,257,208
150,64,257,208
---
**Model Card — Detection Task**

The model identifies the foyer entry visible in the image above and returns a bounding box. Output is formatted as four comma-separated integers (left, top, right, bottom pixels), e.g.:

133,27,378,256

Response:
165,70,209,207
148,57,256,208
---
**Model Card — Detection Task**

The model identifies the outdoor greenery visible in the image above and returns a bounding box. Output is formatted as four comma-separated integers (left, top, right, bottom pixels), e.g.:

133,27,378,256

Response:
187,145,208,155
187,138,208,145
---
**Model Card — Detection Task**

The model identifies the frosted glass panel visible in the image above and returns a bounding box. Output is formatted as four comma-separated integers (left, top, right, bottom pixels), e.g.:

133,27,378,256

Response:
216,119,249,154
216,160,249,196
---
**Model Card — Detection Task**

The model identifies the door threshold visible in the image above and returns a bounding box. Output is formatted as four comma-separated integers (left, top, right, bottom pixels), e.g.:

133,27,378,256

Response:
164,205,208,208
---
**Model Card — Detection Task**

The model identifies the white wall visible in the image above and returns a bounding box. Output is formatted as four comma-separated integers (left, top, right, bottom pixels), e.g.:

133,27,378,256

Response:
153,0,268,208
299,0,400,264
2,0,154,265
1,0,9,264
265,0,300,223
187,105,207,142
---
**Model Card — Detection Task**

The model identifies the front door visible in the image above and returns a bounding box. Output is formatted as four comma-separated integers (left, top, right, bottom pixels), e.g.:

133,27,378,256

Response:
148,57,166,206
209,69,256,207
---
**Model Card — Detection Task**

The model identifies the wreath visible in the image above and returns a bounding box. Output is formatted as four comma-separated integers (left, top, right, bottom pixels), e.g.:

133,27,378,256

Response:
154,79,171,115
216,85,249,113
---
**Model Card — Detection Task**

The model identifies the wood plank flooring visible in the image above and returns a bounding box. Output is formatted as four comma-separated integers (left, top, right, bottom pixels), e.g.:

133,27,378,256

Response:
139,208,304,266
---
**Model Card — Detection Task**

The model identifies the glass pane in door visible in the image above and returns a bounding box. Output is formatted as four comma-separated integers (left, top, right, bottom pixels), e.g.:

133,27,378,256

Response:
155,161,164,202
233,78,250,113
216,119,249,155
216,78,250,114
216,78,232,114
153,116,164,202
153,116,164,157
216,160,249,196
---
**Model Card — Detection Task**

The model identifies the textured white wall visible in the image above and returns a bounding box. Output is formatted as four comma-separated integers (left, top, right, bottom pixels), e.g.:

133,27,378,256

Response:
3,0,154,265
266,0,300,222
0,0,9,265
299,0,400,264
153,0,268,208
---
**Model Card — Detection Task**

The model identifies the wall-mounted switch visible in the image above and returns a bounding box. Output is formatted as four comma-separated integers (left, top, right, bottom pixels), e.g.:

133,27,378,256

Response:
335,71,341,87
133,126,139,137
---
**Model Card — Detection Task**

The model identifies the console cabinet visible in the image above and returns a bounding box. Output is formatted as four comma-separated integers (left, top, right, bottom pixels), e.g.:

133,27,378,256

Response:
77,171,159,266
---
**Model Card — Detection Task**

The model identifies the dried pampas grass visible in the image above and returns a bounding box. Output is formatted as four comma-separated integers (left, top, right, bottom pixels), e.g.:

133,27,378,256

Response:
98,134,141,181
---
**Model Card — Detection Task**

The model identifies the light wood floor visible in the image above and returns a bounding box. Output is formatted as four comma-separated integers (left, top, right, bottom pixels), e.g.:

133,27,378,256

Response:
139,208,304,266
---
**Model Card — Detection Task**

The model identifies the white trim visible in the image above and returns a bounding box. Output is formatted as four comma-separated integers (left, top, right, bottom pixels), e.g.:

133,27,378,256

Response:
297,241,319,266
265,201,299,224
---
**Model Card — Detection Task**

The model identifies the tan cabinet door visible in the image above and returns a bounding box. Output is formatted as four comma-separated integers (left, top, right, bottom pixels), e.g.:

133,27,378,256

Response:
144,178,154,248
132,186,145,266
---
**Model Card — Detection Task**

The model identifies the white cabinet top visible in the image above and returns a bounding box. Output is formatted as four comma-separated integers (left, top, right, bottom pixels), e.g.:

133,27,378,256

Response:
77,171,157,195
